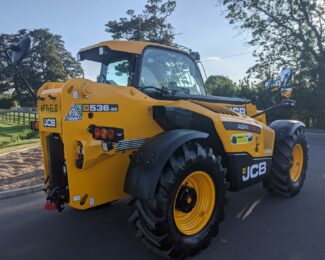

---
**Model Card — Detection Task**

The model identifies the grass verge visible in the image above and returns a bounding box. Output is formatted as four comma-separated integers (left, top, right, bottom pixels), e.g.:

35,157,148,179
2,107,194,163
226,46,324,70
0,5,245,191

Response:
0,122,39,149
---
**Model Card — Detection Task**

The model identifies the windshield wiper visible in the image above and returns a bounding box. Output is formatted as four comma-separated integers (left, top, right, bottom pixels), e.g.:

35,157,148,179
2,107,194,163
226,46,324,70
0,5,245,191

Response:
174,87,190,95
138,86,172,95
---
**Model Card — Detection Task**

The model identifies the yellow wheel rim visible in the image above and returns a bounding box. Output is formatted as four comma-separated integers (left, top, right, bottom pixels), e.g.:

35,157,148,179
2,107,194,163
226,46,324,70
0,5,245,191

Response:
173,171,215,236
290,144,304,182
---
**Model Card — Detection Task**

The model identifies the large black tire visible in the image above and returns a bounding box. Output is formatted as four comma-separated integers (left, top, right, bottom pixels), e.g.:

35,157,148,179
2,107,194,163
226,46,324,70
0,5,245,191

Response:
264,127,308,196
129,142,226,259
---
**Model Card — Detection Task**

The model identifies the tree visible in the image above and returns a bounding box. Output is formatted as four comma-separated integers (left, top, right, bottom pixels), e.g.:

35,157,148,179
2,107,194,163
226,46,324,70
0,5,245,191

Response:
218,0,325,128
205,75,238,97
105,0,176,44
0,29,83,106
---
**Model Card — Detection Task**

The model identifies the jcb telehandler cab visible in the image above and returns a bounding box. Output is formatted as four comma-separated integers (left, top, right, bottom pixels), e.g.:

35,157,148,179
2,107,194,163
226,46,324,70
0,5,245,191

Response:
5,37,308,259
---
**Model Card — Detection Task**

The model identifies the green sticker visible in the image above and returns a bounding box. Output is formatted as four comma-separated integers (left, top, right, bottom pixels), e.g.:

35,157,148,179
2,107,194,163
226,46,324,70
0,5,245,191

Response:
231,133,253,145
65,104,83,121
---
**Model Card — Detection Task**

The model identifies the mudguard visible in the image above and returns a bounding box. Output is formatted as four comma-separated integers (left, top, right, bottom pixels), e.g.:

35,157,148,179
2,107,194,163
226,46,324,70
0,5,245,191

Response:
269,120,305,141
124,129,209,199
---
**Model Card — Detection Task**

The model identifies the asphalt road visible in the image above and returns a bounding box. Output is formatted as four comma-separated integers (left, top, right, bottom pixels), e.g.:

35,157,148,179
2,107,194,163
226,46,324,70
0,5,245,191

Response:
0,131,324,260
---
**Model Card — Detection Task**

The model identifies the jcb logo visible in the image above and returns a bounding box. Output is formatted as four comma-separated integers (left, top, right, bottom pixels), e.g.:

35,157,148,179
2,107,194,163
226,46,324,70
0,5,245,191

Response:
242,162,267,182
43,118,56,128
227,107,246,115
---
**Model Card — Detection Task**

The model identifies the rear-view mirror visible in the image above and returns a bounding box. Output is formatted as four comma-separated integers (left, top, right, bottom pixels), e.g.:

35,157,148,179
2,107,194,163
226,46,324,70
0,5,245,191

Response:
280,68,292,87
10,35,32,65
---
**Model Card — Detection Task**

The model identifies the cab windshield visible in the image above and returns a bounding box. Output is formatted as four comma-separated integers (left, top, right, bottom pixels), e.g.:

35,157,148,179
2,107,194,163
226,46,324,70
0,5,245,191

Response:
140,47,206,95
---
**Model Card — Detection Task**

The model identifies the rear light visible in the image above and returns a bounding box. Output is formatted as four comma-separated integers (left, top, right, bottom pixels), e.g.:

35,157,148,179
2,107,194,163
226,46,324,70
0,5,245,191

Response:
107,129,115,140
31,121,39,131
94,127,101,139
88,125,124,142
100,128,109,139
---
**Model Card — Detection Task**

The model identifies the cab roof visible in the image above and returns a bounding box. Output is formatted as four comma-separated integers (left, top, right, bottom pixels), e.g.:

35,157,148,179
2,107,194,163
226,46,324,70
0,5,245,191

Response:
78,40,183,55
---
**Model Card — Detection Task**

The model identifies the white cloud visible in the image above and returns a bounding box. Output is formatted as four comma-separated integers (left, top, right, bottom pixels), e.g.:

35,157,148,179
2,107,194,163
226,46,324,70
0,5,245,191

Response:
202,56,222,62
201,54,255,82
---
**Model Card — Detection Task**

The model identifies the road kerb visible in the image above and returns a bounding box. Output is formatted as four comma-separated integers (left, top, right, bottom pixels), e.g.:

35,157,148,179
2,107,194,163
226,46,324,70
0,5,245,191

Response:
0,184,43,200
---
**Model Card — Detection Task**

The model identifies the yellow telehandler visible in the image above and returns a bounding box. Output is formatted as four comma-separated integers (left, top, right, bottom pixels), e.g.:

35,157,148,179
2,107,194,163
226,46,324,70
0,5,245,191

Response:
6,37,308,258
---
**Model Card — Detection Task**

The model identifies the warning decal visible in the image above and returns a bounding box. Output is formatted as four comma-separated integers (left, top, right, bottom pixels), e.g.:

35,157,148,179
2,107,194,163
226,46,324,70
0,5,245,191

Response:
65,104,83,121
231,133,253,145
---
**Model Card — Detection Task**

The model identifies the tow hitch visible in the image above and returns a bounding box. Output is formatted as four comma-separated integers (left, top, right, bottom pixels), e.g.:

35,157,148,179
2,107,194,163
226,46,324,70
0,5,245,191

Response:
44,187,66,212
43,134,69,212
44,201,57,211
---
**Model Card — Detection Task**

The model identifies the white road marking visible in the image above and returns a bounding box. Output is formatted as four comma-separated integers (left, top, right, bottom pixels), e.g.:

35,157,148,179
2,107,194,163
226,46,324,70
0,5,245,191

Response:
219,238,228,243
237,203,249,219
241,194,266,221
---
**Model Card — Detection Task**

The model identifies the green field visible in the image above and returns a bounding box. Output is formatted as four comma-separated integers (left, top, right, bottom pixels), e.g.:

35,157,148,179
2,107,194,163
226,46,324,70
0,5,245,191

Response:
0,122,39,149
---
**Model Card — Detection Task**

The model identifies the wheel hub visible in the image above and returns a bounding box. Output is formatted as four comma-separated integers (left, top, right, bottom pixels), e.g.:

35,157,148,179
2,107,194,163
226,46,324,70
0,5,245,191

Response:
290,143,304,182
175,186,197,213
173,171,216,236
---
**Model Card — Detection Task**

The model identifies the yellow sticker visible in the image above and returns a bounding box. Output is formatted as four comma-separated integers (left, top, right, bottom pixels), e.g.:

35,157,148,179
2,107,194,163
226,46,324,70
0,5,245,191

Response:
231,133,253,145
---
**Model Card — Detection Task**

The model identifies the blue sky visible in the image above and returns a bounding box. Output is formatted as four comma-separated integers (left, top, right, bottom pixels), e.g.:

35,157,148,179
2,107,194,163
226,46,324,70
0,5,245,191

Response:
0,0,255,82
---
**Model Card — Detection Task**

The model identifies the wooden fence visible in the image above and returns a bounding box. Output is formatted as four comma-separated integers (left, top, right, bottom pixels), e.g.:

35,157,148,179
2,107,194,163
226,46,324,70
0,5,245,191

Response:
0,108,38,125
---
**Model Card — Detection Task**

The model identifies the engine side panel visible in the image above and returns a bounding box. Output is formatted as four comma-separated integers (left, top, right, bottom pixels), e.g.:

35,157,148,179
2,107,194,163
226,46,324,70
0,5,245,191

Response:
152,105,275,190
